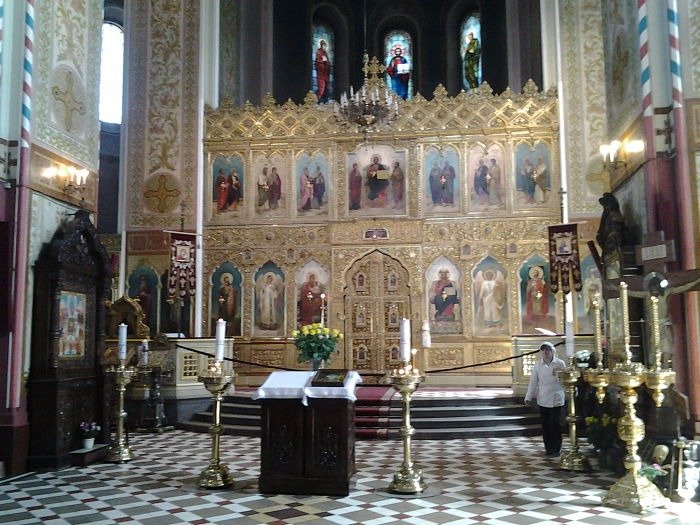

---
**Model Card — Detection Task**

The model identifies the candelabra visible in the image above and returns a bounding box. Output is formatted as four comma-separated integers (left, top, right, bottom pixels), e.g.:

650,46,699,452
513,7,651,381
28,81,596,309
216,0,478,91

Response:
600,282,671,513
556,360,591,472
105,359,136,463
387,360,426,494
337,52,399,131
197,360,234,489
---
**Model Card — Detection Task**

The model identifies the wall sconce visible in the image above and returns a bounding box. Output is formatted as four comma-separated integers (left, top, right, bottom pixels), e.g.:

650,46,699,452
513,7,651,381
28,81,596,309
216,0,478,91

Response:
599,139,644,171
42,164,90,197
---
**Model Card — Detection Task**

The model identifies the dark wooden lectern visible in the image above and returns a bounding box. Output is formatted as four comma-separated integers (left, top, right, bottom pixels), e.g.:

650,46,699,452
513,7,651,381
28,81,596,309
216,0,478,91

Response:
258,397,356,496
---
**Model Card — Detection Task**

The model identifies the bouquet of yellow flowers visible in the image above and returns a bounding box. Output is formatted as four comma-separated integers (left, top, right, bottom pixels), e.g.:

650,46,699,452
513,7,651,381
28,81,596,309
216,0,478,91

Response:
292,323,343,364
584,413,618,450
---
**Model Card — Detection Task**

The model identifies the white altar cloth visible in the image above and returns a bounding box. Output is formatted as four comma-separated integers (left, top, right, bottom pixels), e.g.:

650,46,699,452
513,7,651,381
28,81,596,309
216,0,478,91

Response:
254,370,362,405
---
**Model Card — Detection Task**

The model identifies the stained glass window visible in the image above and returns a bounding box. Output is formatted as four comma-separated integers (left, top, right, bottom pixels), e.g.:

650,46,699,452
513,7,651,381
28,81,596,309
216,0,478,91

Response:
460,15,481,91
311,24,335,104
384,30,413,100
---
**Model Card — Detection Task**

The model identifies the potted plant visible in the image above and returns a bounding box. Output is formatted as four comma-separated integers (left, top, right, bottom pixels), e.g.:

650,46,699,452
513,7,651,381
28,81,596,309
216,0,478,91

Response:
293,323,343,370
583,413,621,470
79,421,101,449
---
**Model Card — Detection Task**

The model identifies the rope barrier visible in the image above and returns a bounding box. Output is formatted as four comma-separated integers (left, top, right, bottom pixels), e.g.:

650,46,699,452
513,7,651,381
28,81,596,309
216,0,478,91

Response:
173,340,562,375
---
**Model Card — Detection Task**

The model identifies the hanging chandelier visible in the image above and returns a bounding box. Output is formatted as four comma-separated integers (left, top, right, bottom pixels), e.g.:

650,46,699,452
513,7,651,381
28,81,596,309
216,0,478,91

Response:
336,52,400,130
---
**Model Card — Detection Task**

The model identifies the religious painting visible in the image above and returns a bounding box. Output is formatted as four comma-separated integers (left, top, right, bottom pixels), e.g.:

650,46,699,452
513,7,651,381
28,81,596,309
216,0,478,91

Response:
424,146,461,214
295,261,329,327
127,265,159,334
254,263,285,337
602,1,641,141
614,170,647,247
460,15,482,91
426,256,462,335
347,146,407,216
211,263,242,337
295,152,329,217
472,256,509,337
519,255,556,334
311,24,334,104
468,144,506,211
384,30,413,100
514,143,552,207
575,255,603,334
253,153,286,218
355,304,367,328
58,291,86,358
159,269,191,337
211,154,244,219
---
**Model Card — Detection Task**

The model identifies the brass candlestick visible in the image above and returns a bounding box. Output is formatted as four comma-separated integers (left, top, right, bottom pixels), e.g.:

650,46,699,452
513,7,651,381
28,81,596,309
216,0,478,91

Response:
602,282,667,513
557,360,591,471
583,292,610,404
387,362,426,494
105,359,136,463
197,361,234,489
644,295,675,407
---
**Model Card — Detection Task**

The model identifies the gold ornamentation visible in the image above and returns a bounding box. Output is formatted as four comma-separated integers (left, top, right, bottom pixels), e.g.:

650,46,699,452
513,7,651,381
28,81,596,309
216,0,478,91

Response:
143,173,181,213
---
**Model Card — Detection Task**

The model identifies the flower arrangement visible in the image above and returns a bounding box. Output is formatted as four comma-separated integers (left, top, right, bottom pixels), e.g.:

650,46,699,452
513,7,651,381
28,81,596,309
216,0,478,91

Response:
292,323,343,364
79,421,101,439
584,413,618,450
639,462,668,482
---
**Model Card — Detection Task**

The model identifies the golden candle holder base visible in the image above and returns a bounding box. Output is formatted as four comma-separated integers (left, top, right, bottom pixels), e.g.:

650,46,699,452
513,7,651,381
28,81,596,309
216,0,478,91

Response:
197,368,234,489
105,361,136,463
602,470,668,513
557,365,591,472
387,368,426,494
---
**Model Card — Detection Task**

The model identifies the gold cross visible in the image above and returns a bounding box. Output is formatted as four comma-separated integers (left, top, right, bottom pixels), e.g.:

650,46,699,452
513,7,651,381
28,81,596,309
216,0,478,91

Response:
51,70,85,132
144,173,181,213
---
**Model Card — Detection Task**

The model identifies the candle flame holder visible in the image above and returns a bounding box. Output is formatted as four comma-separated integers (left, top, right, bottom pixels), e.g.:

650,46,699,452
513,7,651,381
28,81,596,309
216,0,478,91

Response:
105,359,136,463
387,363,426,494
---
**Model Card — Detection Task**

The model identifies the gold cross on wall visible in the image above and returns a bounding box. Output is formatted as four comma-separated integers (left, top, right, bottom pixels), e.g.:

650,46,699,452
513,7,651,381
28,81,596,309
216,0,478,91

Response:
51,70,85,132
144,173,181,213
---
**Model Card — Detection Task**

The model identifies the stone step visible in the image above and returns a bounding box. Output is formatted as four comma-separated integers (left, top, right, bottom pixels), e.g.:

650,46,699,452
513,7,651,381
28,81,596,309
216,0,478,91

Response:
181,388,541,440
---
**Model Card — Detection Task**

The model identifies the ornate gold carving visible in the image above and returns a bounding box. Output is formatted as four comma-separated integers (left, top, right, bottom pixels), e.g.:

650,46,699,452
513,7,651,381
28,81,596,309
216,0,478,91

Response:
428,347,463,366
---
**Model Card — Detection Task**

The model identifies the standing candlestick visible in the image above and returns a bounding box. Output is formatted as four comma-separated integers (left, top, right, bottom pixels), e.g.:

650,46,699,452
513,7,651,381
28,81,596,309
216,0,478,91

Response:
400,318,411,363
105,361,135,462
198,369,234,488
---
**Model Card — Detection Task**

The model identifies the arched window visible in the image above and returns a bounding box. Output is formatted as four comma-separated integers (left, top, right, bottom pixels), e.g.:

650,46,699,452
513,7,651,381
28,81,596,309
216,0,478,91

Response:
311,23,335,104
384,30,413,100
460,15,481,91
99,22,124,123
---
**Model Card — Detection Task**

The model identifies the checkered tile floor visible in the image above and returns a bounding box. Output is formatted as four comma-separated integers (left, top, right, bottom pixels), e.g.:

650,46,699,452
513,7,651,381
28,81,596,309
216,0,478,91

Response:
1,430,697,524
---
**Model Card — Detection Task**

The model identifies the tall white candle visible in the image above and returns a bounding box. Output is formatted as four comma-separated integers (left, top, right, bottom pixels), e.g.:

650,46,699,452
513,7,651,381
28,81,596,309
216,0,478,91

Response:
118,323,127,360
142,339,149,365
399,318,411,363
565,320,574,357
215,318,226,362
421,320,432,348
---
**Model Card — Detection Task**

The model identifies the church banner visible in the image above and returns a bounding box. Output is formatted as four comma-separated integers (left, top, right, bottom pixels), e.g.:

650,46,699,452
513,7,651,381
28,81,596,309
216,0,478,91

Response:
168,232,196,298
548,224,582,294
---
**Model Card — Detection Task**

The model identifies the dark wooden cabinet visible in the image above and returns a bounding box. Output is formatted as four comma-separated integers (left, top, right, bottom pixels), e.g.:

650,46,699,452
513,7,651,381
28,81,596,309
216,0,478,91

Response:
27,211,111,470
259,397,356,496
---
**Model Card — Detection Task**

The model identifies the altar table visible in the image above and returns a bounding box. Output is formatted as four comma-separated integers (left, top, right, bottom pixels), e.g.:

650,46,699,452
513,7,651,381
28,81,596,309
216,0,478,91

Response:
254,371,361,496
